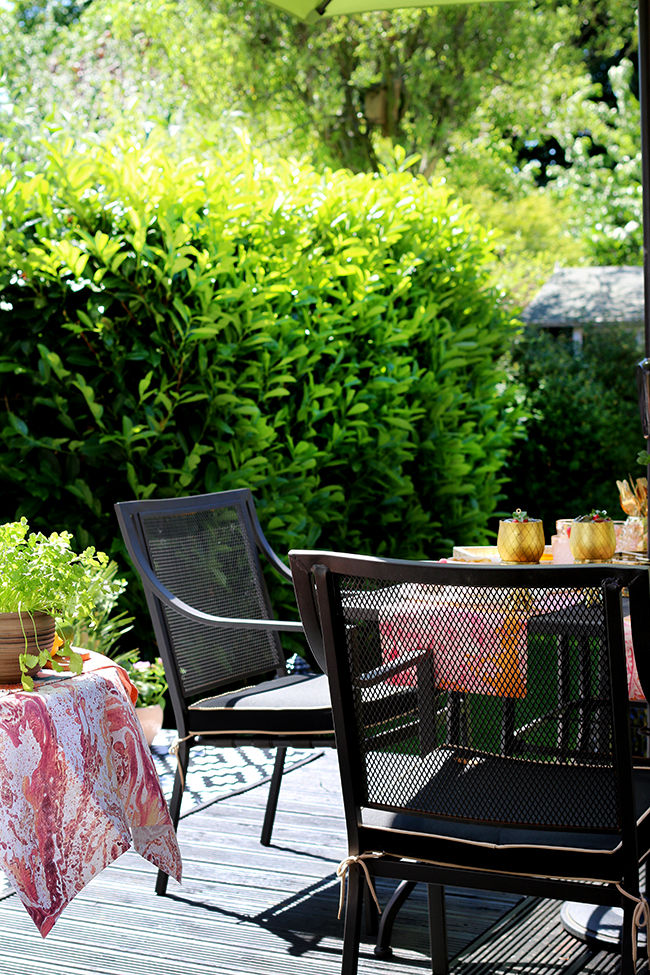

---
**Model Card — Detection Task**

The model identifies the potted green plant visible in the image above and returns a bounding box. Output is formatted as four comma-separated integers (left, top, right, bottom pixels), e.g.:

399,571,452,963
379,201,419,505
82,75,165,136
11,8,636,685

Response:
569,510,616,563
116,650,168,745
0,518,126,689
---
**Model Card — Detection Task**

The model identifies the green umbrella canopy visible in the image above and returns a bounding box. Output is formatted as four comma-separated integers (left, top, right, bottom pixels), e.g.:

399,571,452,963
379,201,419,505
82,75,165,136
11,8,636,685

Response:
266,0,507,24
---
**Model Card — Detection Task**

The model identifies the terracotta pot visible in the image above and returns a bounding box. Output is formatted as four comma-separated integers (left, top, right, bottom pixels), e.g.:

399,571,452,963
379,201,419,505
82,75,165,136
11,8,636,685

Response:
0,611,56,683
136,704,164,746
497,519,545,564
569,520,617,563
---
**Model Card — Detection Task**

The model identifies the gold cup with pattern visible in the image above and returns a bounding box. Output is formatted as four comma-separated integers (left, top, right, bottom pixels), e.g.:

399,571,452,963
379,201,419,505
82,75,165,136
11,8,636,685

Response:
497,515,545,564
569,520,616,563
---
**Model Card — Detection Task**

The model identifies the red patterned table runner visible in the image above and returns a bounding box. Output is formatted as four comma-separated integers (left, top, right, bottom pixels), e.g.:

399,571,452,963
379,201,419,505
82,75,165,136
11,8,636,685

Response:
378,586,645,702
625,617,644,701
381,603,528,697
0,654,182,935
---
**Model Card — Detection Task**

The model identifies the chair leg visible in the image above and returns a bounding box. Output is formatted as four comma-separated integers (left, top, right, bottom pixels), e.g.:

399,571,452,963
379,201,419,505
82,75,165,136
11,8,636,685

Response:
365,878,379,936
620,897,636,975
375,880,417,959
342,862,364,975
428,884,448,975
261,746,286,846
156,739,189,896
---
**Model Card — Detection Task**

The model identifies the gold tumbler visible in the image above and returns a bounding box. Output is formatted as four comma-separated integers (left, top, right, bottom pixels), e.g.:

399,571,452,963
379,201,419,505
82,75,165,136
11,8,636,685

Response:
569,521,616,563
497,519,545,564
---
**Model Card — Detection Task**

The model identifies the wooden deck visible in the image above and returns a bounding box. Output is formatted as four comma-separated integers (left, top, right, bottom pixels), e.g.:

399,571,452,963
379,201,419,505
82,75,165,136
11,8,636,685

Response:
0,750,644,975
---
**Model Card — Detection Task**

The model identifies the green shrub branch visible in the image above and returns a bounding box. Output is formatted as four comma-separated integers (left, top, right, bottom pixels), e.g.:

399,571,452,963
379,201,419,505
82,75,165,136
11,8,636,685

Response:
0,139,522,650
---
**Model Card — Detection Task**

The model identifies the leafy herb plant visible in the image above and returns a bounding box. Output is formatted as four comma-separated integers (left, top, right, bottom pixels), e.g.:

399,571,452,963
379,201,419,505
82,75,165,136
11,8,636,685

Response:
574,510,611,522
0,518,127,688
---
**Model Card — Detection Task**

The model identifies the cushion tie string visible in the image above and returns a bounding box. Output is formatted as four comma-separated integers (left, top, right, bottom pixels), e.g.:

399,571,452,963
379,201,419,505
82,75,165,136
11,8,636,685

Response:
336,853,384,919
616,884,650,967
168,734,195,790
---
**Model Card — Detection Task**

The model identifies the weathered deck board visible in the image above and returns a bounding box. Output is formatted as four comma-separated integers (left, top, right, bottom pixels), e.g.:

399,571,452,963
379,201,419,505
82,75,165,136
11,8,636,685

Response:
0,750,643,975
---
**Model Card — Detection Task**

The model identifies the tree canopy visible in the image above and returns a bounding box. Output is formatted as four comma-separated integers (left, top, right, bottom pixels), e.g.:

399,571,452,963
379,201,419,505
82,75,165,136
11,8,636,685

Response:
0,0,642,303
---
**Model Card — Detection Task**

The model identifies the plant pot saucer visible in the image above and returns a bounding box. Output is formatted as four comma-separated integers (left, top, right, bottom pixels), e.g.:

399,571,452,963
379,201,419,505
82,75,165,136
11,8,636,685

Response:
561,900,646,952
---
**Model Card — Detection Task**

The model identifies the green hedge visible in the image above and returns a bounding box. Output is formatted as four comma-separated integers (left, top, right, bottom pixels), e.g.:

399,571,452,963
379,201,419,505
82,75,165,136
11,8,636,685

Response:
502,326,644,533
0,139,522,651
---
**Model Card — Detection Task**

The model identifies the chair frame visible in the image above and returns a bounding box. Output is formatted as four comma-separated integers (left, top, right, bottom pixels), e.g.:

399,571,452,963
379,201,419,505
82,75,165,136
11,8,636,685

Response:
115,490,332,895
290,550,650,975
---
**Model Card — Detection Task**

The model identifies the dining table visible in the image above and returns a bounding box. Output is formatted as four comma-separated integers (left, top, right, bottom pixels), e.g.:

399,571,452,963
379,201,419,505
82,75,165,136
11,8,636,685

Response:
0,650,182,936
445,549,646,702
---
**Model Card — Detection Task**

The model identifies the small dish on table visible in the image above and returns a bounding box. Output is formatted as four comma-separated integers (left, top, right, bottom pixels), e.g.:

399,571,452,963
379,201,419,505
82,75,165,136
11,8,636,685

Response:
451,545,553,564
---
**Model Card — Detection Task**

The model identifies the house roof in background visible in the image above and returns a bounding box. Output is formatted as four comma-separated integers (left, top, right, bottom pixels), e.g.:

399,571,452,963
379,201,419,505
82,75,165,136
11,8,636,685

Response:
521,266,644,326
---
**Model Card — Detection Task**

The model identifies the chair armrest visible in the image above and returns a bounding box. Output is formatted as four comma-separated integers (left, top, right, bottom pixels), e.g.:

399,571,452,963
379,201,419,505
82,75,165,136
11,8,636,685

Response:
256,532,293,583
357,652,428,688
247,501,293,583
125,522,304,635
289,552,327,672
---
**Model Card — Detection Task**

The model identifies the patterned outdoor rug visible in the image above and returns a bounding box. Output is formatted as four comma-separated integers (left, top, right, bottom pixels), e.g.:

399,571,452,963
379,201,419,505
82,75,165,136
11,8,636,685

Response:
150,729,324,819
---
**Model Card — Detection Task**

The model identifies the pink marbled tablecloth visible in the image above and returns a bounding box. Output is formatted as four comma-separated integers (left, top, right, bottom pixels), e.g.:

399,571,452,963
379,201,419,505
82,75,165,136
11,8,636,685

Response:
0,653,182,936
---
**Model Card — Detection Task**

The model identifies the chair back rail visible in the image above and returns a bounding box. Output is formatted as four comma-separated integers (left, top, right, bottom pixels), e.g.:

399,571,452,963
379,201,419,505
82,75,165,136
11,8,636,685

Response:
291,551,650,975
116,490,294,708
291,553,650,844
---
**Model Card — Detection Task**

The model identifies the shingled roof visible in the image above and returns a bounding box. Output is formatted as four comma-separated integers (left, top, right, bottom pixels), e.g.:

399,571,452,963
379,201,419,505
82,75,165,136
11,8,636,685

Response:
521,266,644,326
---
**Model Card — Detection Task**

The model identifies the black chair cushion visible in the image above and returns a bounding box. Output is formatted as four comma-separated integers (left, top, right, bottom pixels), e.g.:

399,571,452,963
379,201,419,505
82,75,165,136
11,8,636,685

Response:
188,673,333,735
361,748,626,831
360,767,650,884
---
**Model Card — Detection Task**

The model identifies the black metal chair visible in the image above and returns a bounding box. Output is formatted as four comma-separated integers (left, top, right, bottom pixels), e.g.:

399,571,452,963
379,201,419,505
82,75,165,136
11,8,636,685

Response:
289,550,650,975
115,490,334,895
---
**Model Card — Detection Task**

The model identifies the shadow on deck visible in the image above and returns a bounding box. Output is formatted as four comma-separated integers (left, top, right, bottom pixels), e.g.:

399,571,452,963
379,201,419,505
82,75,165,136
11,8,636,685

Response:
0,750,644,975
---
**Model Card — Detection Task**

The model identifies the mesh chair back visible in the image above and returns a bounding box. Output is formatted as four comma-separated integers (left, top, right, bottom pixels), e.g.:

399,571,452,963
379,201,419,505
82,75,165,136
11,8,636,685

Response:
138,500,284,697
316,565,638,835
